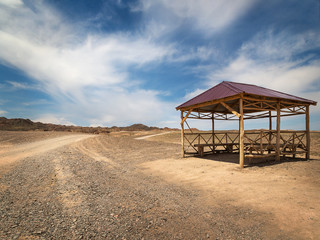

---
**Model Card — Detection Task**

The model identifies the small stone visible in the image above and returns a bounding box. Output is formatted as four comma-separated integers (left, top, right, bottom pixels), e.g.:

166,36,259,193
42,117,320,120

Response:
12,232,21,240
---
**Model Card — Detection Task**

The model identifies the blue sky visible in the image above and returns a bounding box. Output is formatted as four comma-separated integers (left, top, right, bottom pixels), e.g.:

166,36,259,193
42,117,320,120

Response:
0,0,319,130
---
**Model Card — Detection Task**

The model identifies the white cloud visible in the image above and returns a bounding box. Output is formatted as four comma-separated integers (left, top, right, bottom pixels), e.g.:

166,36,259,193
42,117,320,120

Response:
0,30,173,97
0,1,176,126
169,45,218,63
208,30,320,105
181,30,320,130
33,114,75,126
7,80,40,90
0,110,7,115
183,88,207,101
0,0,23,8
210,56,320,95
71,88,176,127
240,30,320,61
22,99,51,106
139,0,256,34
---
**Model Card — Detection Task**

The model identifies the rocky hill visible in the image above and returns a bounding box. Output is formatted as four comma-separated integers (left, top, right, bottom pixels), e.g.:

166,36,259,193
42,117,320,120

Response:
0,117,169,134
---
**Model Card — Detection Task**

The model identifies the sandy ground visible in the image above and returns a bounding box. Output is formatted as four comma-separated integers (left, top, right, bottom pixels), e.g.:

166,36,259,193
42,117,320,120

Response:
0,134,93,168
141,155,320,238
135,131,171,140
0,130,319,239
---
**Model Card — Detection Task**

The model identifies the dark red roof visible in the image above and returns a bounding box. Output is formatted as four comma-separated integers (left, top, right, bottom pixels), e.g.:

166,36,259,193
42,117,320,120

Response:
177,81,317,109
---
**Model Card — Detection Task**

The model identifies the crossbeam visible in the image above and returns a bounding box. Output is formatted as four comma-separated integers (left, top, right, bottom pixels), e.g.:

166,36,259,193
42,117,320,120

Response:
180,109,194,125
220,102,241,118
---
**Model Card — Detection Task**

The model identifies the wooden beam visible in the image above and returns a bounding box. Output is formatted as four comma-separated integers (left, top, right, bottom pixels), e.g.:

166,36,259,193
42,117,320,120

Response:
276,101,281,161
243,93,316,106
243,95,278,103
212,113,215,149
243,111,305,120
239,98,244,168
243,107,276,112
268,111,272,154
269,111,272,127
220,102,241,118
306,105,310,160
180,108,194,125
178,94,241,111
180,111,185,158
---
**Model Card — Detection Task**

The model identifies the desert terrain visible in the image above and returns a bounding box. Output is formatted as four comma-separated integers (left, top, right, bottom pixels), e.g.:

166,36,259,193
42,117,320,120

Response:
0,130,319,239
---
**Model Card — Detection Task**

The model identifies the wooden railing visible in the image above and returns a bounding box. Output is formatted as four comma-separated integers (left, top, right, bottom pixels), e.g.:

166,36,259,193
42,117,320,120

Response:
184,131,239,154
243,130,307,156
183,130,307,157
279,130,307,155
243,130,276,156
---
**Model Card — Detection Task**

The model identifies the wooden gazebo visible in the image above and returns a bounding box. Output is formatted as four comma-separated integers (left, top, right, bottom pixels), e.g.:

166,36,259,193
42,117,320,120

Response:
176,81,317,168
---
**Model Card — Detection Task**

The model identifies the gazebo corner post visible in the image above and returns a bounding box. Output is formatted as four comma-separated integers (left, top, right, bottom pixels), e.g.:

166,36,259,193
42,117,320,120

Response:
268,111,272,154
306,105,310,160
276,101,281,161
239,98,244,168
212,113,215,153
180,110,185,158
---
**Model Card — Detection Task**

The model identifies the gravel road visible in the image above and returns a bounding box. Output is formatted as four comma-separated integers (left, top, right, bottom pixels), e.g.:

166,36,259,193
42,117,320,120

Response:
0,132,313,239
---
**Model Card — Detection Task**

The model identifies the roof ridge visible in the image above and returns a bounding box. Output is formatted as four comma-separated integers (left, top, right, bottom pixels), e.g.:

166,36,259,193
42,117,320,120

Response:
231,81,315,102
222,81,244,94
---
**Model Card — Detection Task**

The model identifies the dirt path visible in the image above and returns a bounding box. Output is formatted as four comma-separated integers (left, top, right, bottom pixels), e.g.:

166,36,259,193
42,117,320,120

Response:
134,131,171,140
0,134,93,168
0,131,319,239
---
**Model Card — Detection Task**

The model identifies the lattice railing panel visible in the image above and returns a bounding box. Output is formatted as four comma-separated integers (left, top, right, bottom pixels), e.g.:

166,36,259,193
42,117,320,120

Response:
279,131,307,154
244,131,276,155
183,129,307,156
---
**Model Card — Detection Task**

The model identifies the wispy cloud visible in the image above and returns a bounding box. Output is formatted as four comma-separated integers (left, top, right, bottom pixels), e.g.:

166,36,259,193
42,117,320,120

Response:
22,99,52,106
176,29,320,129
0,31,173,96
0,0,23,8
33,114,75,126
183,88,207,101
207,30,320,111
0,110,7,115
0,1,176,126
138,0,257,35
7,80,40,90
0,0,319,130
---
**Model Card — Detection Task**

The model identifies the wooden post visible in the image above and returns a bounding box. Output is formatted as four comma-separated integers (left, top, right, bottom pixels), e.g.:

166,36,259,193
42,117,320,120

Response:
181,111,185,158
239,98,244,168
306,105,310,160
268,111,272,154
276,101,281,161
212,113,215,153
260,130,263,154
292,133,296,159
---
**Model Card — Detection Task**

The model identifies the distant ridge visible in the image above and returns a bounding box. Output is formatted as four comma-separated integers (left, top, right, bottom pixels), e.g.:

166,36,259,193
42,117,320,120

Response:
0,117,173,134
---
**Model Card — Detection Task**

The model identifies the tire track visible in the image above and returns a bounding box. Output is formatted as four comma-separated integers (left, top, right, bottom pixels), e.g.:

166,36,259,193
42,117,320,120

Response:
74,137,119,168
0,134,93,166
53,156,85,210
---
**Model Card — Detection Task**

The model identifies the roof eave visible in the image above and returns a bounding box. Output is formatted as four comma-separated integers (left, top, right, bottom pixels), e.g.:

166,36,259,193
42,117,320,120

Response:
176,93,242,111
176,93,317,111
243,93,317,106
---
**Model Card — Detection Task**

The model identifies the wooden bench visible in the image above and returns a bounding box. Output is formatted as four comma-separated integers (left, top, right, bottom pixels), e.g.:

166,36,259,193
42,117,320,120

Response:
194,143,238,157
195,143,306,158
245,143,304,153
